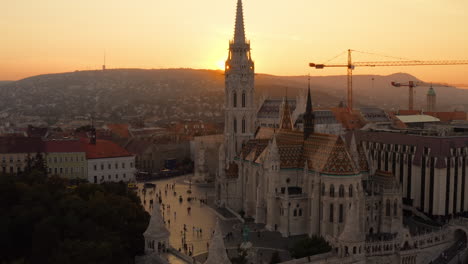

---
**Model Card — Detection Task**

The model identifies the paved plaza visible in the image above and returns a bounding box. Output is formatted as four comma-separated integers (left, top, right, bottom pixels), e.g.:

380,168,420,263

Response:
137,175,296,263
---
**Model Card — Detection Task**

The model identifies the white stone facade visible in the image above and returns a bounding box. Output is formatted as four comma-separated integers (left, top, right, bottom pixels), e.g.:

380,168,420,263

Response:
87,156,136,184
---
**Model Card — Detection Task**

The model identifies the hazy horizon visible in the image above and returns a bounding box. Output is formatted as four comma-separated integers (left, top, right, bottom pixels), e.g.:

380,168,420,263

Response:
2,0,468,83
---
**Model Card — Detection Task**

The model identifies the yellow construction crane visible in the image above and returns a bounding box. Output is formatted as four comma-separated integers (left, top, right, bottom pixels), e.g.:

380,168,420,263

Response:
309,49,468,112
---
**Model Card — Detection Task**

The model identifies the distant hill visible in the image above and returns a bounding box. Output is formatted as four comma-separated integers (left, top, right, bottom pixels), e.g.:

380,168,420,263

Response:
0,68,466,125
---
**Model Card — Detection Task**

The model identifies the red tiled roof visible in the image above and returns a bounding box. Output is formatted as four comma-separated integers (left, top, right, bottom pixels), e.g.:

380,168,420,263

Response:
44,140,85,153
106,124,130,138
83,139,133,159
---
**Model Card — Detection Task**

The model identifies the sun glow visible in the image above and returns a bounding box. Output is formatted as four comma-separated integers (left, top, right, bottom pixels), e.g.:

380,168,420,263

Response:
216,60,225,70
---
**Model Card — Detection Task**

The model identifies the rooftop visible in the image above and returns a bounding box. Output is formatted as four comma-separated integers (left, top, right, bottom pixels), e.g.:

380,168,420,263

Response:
396,115,440,123
83,139,133,159
44,140,85,153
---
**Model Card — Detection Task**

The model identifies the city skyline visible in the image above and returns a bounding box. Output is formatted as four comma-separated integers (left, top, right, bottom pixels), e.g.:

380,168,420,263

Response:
2,0,468,83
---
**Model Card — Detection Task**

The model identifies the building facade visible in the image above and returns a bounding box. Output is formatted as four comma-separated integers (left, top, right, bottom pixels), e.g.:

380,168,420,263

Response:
0,137,43,174
356,130,468,218
84,139,136,183
44,140,87,180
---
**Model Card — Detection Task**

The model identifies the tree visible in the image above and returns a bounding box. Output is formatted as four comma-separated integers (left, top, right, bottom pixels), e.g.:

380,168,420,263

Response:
289,236,332,259
0,172,149,264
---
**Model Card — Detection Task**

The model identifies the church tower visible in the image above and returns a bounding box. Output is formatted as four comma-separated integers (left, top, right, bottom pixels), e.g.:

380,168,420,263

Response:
426,85,436,112
224,0,255,162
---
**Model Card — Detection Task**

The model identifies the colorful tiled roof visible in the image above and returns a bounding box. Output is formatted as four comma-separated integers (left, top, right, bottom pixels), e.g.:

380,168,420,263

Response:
83,139,133,159
241,129,361,176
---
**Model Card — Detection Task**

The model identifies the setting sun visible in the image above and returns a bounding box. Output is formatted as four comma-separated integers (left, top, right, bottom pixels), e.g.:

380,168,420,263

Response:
216,60,225,70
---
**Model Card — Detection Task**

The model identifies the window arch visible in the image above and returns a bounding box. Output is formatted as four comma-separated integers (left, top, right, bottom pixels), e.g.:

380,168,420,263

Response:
349,185,353,197
233,118,237,133
242,118,246,133
339,204,344,223
386,199,391,216
242,91,246,107
330,184,335,197
339,185,345,197
233,91,237,107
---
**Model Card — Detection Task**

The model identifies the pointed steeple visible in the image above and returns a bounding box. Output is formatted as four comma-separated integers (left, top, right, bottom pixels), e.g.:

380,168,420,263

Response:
279,96,293,131
233,0,246,44
303,75,315,140
306,75,312,113
271,134,279,157
349,132,359,169
204,219,231,264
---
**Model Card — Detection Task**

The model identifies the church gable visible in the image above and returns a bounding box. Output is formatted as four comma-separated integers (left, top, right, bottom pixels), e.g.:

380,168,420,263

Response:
320,137,359,175
303,133,337,172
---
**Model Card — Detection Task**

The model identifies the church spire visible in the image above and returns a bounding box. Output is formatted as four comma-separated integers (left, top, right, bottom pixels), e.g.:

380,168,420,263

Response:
306,75,312,113
279,95,293,131
303,75,315,140
234,0,246,44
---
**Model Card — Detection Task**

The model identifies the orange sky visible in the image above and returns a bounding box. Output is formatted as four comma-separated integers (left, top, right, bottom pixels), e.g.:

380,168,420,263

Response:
2,0,468,83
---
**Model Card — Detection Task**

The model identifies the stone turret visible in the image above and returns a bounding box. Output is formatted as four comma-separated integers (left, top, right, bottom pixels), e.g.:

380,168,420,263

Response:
204,219,231,264
338,201,365,259
143,202,170,254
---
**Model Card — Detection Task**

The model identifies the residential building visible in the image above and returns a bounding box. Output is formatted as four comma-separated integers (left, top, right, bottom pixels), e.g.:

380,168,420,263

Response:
0,137,44,174
84,139,136,184
44,140,87,180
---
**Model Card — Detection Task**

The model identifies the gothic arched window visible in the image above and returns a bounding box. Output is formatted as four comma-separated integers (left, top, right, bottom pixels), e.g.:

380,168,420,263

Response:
349,185,353,197
233,118,237,133
242,91,246,107
339,204,344,223
242,118,246,133
386,199,391,216
339,185,345,197
330,184,335,197
233,92,237,107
